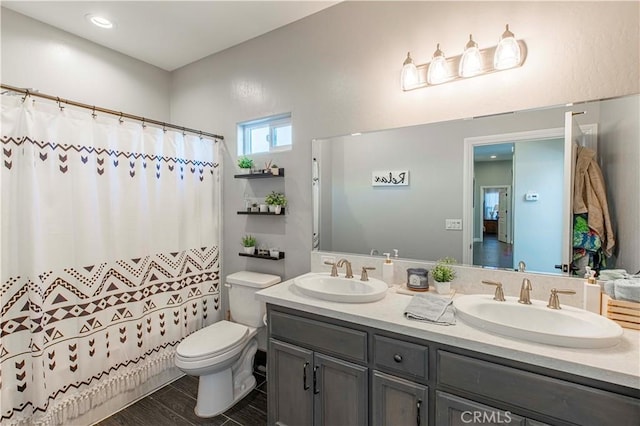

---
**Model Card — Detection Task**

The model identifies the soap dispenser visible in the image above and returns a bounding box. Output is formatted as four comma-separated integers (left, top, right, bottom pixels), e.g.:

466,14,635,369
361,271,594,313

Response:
382,253,394,287
583,266,601,314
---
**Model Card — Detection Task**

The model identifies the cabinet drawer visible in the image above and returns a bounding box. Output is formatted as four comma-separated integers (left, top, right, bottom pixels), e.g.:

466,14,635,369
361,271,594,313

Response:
270,310,367,363
374,335,428,381
438,351,640,426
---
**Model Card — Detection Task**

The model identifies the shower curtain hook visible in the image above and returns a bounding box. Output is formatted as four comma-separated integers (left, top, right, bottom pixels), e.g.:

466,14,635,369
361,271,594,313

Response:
56,97,64,111
199,131,203,140
162,123,167,133
119,112,124,124
182,127,187,137
21,89,30,103
141,118,147,129
91,106,97,119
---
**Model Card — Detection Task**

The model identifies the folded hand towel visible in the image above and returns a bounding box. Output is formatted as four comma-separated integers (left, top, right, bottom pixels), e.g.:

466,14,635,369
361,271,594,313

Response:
603,276,640,303
404,293,455,325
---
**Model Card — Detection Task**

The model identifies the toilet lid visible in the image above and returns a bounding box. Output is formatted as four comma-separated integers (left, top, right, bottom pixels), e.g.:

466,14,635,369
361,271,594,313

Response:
177,321,248,359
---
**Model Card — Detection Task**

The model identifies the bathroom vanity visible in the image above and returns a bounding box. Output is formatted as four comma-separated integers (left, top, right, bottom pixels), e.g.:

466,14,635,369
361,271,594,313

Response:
258,279,640,426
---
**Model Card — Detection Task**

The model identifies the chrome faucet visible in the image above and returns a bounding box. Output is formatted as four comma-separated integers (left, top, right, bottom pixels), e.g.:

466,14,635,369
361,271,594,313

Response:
336,258,354,278
482,280,506,301
518,260,526,272
518,278,533,304
547,288,576,309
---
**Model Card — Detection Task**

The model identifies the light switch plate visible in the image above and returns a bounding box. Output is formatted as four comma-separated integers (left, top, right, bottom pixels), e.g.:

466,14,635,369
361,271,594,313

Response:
445,219,463,230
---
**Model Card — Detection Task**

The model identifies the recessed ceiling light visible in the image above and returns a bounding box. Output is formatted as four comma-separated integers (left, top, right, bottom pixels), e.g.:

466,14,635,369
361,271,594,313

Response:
490,155,497,159
86,14,114,29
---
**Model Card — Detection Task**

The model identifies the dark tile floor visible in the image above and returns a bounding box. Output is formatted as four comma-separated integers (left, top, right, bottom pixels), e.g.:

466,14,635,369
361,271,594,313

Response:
96,368,267,426
473,234,513,269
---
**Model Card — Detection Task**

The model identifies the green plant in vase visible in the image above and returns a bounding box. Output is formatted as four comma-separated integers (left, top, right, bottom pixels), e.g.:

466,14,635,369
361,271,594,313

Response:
432,257,456,294
265,191,287,214
237,156,254,174
241,234,256,255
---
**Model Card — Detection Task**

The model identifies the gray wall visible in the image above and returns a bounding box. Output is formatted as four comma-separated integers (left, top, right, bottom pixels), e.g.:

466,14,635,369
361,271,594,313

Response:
599,96,640,273
2,2,638,283
169,1,639,282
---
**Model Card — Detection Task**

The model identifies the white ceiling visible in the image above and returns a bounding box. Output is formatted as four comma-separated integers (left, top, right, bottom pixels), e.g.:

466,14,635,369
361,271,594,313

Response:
2,1,339,71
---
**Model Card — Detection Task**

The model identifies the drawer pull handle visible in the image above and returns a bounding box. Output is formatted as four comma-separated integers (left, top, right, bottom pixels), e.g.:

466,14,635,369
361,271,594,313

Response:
416,399,422,426
393,353,403,363
303,361,310,390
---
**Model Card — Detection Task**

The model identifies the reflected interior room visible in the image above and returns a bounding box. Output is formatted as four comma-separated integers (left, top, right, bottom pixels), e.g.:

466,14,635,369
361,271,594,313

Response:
1,2,639,426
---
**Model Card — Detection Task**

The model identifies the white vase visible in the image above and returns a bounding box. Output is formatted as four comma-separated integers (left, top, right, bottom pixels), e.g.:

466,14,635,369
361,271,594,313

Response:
269,248,280,258
243,246,255,255
259,204,268,213
271,168,279,176
275,205,282,215
435,281,451,295
240,168,251,174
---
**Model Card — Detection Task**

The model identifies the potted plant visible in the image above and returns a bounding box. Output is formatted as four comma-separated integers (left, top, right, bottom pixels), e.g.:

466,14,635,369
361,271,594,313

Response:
237,156,254,174
241,235,256,255
265,191,287,214
432,257,456,294
270,164,280,176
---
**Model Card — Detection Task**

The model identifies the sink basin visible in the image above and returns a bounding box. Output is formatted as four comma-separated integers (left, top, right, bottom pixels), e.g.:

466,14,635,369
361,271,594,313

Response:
293,273,388,303
454,294,623,348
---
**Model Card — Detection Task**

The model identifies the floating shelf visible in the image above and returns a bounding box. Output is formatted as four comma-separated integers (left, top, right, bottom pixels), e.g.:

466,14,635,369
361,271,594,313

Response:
237,208,285,216
239,252,285,261
234,168,285,179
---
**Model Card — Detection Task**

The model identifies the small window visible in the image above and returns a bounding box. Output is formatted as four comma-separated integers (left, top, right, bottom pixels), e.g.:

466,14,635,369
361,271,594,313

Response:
237,114,292,156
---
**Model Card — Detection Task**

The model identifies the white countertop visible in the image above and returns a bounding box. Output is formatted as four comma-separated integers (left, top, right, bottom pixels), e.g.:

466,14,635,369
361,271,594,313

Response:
257,274,640,390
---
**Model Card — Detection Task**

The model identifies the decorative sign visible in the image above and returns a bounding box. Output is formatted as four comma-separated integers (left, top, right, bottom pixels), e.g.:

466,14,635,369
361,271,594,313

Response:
371,170,409,187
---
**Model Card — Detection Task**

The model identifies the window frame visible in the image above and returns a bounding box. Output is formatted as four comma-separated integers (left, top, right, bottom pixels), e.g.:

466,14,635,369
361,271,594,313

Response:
238,113,292,156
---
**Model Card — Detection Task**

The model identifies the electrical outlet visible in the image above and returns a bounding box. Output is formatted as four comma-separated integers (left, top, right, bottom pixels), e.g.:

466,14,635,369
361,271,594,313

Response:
321,255,336,265
445,219,463,230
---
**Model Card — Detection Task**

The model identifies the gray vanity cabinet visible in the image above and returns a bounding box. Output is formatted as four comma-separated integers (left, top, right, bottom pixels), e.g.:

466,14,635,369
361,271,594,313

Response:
435,391,528,426
268,310,369,426
372,371,428,426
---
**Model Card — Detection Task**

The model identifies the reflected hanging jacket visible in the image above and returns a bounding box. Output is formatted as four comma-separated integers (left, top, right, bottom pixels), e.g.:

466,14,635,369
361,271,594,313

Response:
573,146,615,257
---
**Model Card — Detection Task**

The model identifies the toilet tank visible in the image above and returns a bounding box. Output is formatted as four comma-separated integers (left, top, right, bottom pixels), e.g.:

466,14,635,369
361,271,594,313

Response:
227,271,281,327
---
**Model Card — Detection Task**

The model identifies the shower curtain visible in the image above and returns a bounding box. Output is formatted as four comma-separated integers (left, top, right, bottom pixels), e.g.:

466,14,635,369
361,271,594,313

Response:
1,96,221,425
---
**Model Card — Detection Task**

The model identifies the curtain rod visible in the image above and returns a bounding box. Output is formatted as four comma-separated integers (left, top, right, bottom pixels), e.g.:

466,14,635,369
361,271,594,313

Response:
1,83,224,141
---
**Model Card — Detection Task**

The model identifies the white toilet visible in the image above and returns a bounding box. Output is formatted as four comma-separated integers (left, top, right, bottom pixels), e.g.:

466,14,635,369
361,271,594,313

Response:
175,271,280,417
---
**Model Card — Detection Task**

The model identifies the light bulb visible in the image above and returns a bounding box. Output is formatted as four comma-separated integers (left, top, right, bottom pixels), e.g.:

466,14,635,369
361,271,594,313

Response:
401,52,420,90
494,24,521,70
459,34,482,77
427,44,448,85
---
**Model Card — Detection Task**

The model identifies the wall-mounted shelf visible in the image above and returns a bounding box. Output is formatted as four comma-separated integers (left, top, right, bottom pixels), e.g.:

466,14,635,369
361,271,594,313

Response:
237,208,285,216
234,168,285,179
239,252,285,261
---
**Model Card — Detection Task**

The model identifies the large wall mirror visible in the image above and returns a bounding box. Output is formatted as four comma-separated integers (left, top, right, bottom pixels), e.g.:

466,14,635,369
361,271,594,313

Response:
312,94,639,276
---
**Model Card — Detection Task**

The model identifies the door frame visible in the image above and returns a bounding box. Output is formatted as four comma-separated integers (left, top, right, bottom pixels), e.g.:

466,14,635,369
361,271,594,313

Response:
478,185,511,243
462,125,597,266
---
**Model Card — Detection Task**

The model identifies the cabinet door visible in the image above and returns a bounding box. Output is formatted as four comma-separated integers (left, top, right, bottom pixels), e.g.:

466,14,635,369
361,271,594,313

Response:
268,339,313,426
435,391,526,426
314,352,368,426
372,371,428,426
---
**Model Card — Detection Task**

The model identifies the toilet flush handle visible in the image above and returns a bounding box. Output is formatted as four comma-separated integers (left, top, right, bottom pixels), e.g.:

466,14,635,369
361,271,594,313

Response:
224,283,231,288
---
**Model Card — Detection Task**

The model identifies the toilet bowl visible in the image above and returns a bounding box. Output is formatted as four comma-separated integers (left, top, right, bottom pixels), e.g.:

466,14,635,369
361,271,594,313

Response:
175,271,280,418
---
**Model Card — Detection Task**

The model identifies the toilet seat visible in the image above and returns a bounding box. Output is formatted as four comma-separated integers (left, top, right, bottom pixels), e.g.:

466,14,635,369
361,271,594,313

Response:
176,321,249,362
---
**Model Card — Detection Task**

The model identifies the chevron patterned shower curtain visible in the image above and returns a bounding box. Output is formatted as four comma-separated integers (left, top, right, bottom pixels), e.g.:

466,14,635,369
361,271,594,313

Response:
1,96,221,425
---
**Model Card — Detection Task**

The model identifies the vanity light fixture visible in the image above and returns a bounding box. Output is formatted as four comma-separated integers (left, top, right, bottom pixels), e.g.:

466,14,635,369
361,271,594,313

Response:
401,52,420,90
427,44,449,85
401,25,526,91
459,35,482,77
494,25,521,70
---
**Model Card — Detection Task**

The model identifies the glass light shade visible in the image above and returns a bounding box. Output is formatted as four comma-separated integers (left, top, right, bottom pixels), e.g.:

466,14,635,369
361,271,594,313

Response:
459,35,482,77
401,52,420,90
427,44,448,85
494,25,521,70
